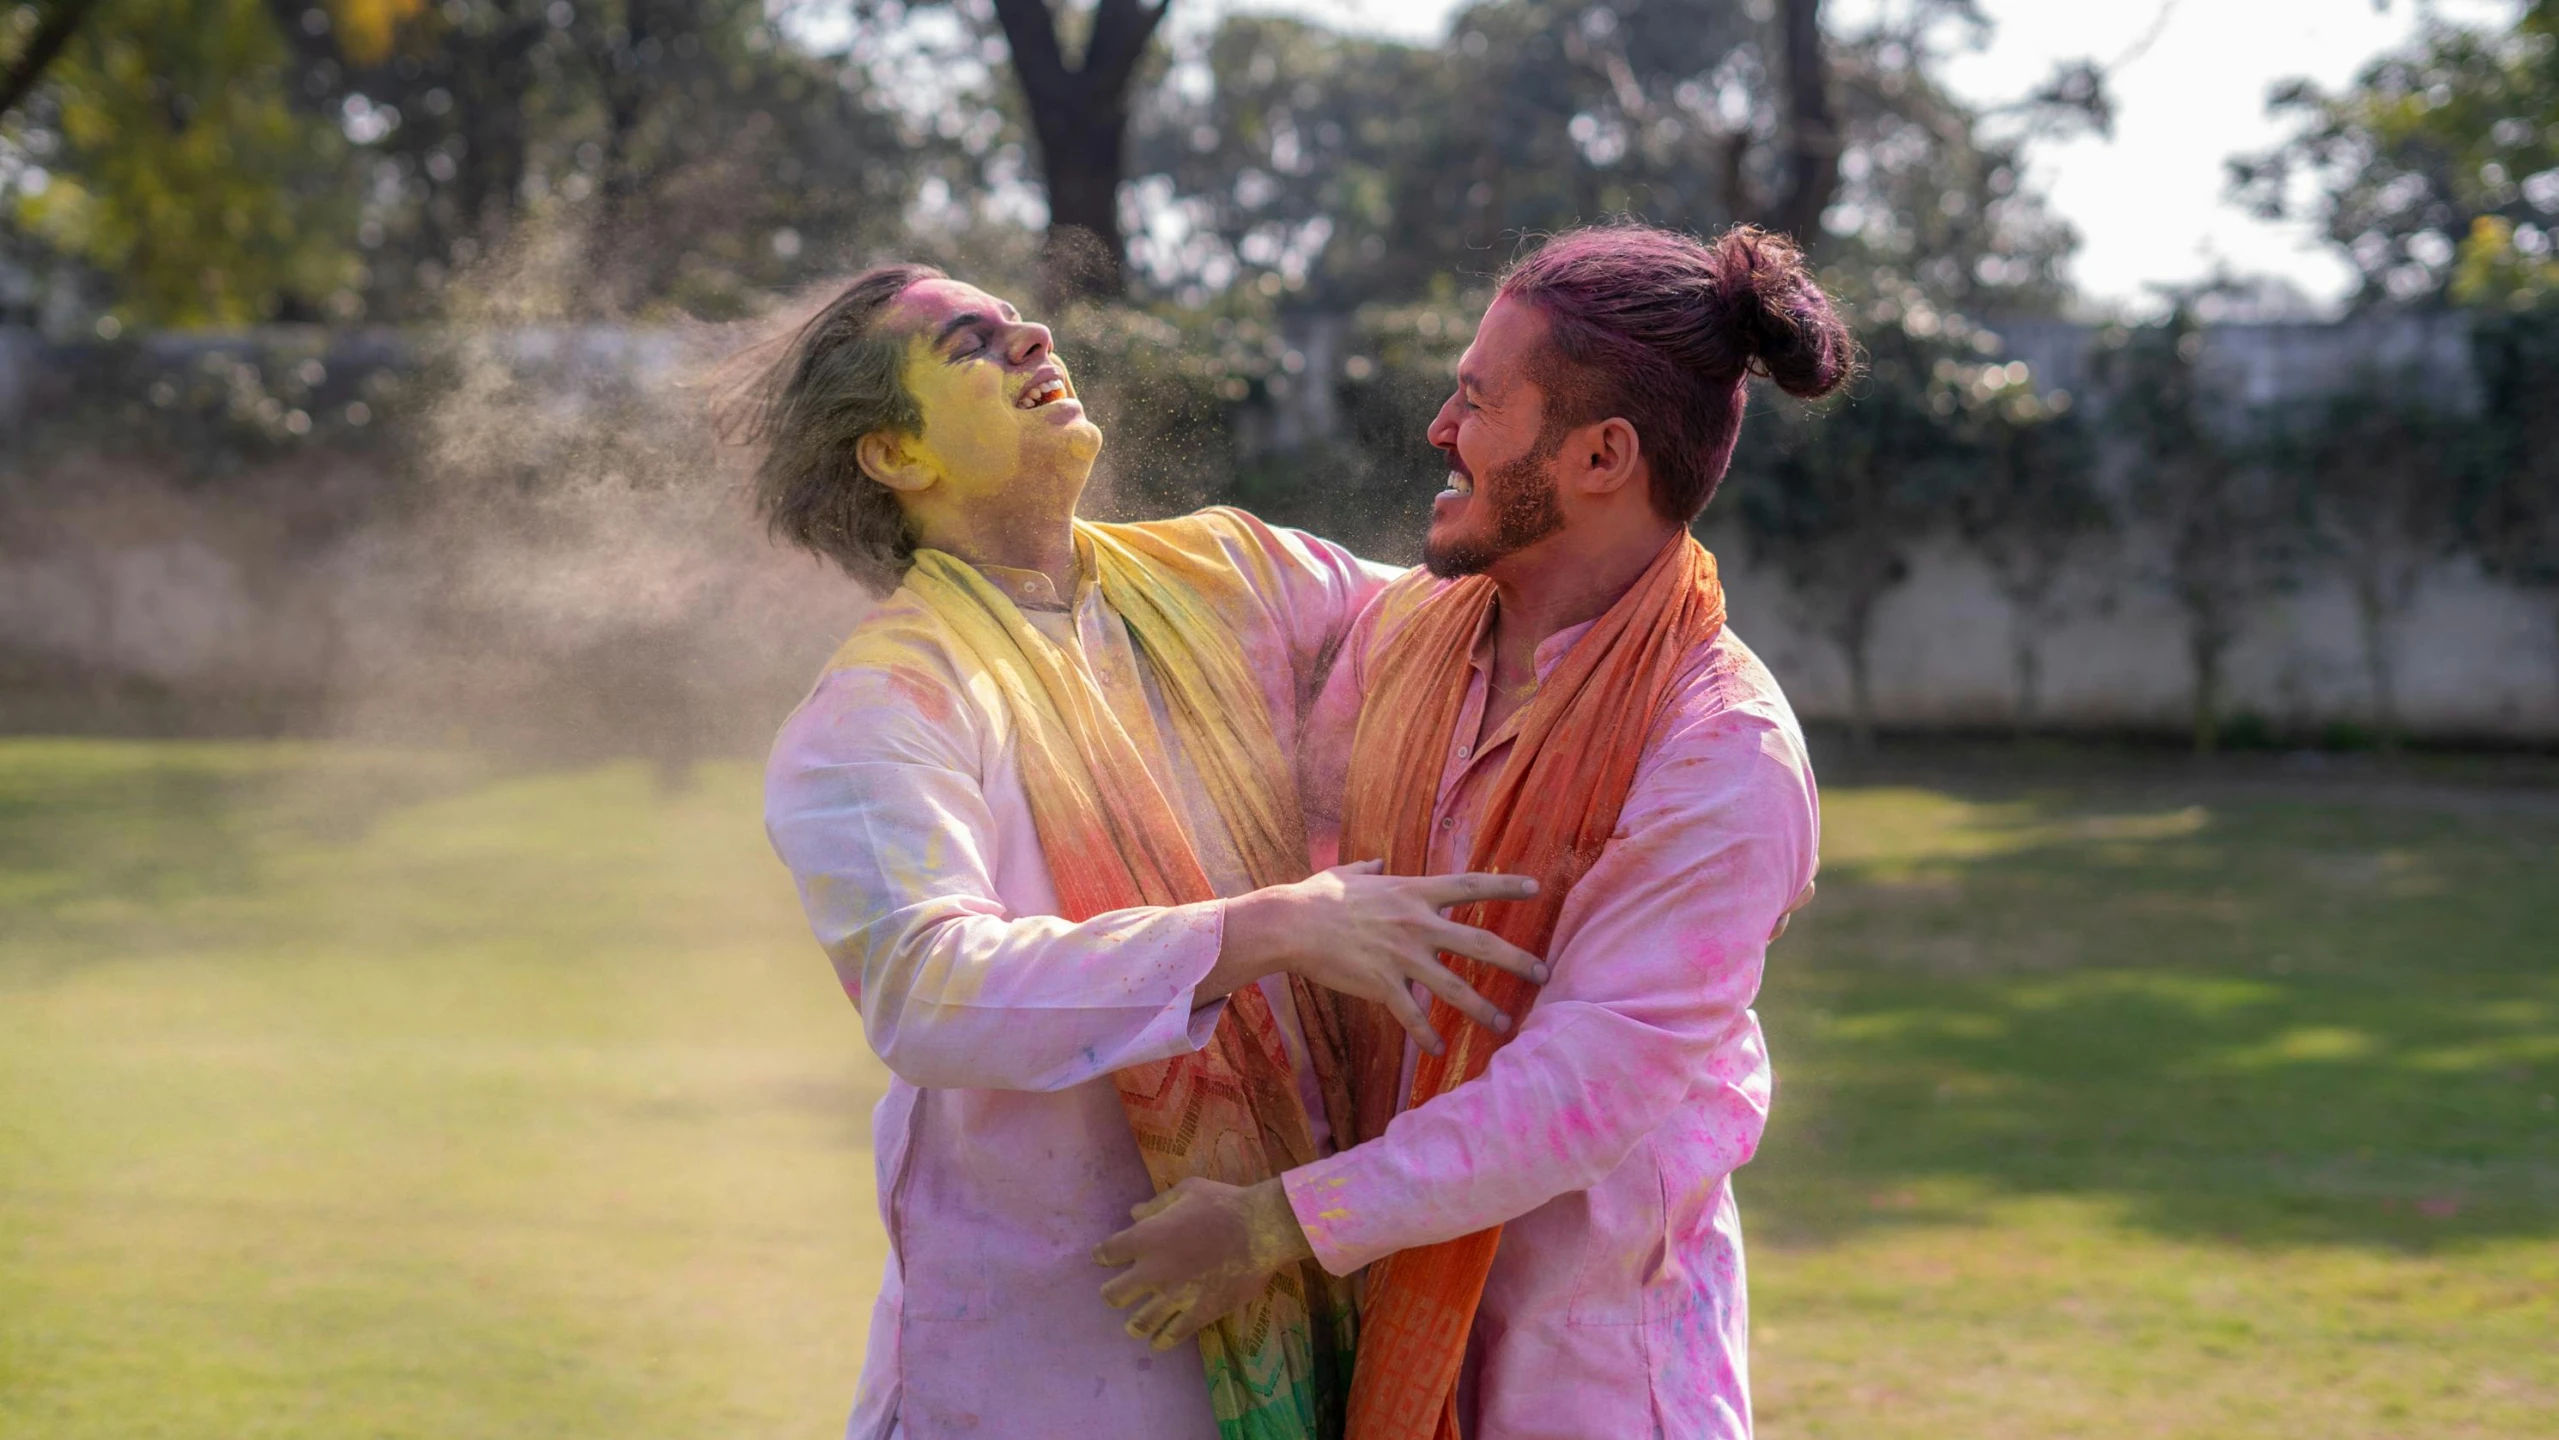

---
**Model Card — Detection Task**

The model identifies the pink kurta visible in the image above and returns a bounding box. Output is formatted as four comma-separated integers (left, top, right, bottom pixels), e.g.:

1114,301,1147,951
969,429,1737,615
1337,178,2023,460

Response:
764,509,1392,1440
1285,585,1820,1440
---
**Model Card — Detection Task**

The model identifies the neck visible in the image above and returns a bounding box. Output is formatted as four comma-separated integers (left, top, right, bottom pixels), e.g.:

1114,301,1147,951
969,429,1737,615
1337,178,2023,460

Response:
911,476,1085,597
1483,516,1681,658
942,514,1079,594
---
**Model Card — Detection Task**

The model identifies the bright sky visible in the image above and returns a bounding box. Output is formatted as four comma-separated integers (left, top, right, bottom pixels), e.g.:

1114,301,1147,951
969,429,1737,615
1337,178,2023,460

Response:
1217,0,2524,314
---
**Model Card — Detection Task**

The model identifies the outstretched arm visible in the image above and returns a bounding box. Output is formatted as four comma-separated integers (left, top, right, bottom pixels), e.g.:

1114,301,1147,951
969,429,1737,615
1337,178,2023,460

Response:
769,666,1544,1093
768,665,1229,1092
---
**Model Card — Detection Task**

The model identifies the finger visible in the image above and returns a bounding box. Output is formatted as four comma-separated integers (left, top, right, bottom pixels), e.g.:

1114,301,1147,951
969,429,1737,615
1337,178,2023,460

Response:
1129,1186,1183,1223
1790,878,1817,913
1768,912,1791,941
1333,857,1386,877
1124,1291,1185,1346
1100,1267,1153,1309
1427,918,1548,984
1402,949,1513,1033
1416,870,1540,909
1381,979,1445,1056
1156,1301,1217,1349
1094,1226,1138,1269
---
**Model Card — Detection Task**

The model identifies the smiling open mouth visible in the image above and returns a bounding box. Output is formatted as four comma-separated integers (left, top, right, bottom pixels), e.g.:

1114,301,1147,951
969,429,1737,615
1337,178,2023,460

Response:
1441,469,1473,495
1017,378,1069,409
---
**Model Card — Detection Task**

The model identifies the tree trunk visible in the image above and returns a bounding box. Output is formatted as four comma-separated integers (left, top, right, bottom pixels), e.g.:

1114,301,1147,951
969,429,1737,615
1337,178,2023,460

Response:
990,0,1170,311
2546,590,2559,729
1034,117,1131,308
1840,603,1877,754
2189,623,2223,755
0,0,98,124
2010,610,2042,741
2352,574,2402,754
1770,0,1841,246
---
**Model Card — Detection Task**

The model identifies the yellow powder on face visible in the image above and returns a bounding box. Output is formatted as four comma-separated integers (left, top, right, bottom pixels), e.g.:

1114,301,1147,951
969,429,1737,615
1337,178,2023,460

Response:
899,335,1026,496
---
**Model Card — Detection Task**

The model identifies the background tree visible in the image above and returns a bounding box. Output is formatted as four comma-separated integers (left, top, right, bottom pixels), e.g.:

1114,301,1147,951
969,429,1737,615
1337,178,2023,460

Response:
1950,368,2106,735
0,0,103,123
267,0,922,319
2232,0,2559,308
3,0,928,328
2094,304,2298,753
2468,302,2559,699
10,0,360,326
1124,0,2095,315
1733,320,1971,752
989,0,1170,306
2273,374,2466,751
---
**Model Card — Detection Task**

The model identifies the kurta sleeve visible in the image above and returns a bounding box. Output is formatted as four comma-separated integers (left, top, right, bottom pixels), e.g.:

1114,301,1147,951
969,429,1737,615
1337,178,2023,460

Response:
765,663,1230,1093
1192,505,1404,712
1282,687,1818,1274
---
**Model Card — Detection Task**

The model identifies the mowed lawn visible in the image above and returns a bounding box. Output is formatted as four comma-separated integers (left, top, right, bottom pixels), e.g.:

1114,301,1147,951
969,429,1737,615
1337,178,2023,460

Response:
1,739,2553,1438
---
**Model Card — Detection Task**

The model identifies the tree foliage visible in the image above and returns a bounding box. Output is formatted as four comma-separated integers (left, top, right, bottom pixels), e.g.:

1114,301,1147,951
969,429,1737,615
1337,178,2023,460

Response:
1124,0,2091,319
2271,374,2467,748
12,0,361,325
2092,306,2303,753
1949,367,2105,733
1731,321,1970,751
2467,302,2559,689
3,0,928,327
2233,0,2559,308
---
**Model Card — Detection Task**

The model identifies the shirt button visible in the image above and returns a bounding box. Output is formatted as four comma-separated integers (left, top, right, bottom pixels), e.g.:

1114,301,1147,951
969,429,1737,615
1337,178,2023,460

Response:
1439,816,1456,830
1455,745,1472,760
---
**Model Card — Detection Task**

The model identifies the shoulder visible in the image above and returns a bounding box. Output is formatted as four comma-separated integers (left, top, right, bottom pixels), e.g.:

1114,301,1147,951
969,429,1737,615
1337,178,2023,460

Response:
1361,566,1459,654
1102,506,1397,594
1632,624,1815,815
769,588,983,785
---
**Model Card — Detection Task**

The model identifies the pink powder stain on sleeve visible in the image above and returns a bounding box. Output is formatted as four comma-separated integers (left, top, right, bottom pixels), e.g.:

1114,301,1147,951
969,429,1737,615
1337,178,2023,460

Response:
888,665,957,725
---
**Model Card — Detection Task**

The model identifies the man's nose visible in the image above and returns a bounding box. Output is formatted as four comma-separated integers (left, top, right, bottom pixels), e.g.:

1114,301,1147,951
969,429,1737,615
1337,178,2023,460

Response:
1426,393,1461,449
1006,322,1054,369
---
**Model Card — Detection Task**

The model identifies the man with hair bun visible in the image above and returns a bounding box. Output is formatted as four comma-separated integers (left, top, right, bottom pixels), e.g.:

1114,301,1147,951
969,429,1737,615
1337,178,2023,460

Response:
1098,223,1847,1440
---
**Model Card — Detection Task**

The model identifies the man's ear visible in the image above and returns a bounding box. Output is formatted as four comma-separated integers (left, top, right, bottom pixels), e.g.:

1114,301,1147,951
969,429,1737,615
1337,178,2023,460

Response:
1566,417,1644,497
857,430,934,494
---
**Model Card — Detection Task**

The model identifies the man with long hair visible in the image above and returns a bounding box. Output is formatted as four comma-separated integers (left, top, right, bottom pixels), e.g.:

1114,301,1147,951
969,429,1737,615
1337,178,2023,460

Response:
1097,224,1848,1440
750,265,1545,1439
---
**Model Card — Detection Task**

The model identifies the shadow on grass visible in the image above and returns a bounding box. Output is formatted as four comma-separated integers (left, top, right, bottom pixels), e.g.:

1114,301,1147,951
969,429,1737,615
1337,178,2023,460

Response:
1749,773,2559,1254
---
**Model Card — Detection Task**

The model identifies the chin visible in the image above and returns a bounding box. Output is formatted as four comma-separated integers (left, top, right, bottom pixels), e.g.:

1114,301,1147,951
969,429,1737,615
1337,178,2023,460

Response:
1421,522,1497,579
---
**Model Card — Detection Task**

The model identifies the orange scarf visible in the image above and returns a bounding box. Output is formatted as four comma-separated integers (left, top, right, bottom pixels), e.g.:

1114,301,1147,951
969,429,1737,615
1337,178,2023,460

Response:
893,512,1355,1440
1321,535,1726,1440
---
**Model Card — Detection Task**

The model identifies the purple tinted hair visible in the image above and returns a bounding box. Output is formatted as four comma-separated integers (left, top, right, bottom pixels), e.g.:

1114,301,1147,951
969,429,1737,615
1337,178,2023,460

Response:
1497,223,1856,523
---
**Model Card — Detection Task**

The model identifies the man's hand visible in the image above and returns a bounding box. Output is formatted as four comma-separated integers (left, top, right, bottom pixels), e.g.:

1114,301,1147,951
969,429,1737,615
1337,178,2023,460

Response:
1095,1177,1314,1351
1215,860,1545,1056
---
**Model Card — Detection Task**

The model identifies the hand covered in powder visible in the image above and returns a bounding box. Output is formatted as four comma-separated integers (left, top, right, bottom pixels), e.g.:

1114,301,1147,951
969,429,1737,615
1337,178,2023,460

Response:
1218,859,1546,1056
1095,1177,1314,1351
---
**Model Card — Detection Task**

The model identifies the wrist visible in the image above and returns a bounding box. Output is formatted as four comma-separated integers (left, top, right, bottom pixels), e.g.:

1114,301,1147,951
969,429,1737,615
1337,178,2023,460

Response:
1197,885,1299,1006
1220,885,1298,983
1244,1177,1316,1268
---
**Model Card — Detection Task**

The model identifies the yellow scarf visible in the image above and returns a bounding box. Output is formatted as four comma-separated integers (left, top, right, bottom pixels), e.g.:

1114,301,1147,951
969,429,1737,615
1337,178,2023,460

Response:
891,512,1357,1440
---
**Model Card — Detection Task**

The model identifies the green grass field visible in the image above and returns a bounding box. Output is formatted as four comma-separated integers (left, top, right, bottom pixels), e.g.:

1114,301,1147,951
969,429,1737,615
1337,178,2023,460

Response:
1,738,2552,1437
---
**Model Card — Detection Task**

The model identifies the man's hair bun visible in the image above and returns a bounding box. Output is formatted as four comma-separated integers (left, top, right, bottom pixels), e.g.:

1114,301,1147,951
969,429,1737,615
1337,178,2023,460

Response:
1498,221,1860,523
1708,226,1855,400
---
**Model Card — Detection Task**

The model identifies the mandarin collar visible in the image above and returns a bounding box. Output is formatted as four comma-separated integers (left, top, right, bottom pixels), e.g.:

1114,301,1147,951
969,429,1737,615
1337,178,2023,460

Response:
977,561,1084,613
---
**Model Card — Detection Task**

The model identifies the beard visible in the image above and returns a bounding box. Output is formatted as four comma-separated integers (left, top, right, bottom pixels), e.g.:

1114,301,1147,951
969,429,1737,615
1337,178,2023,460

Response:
1423,447,1565,578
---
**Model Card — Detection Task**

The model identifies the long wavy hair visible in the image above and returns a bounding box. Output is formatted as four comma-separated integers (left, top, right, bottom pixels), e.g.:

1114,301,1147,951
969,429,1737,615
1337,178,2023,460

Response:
731,263,943,594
